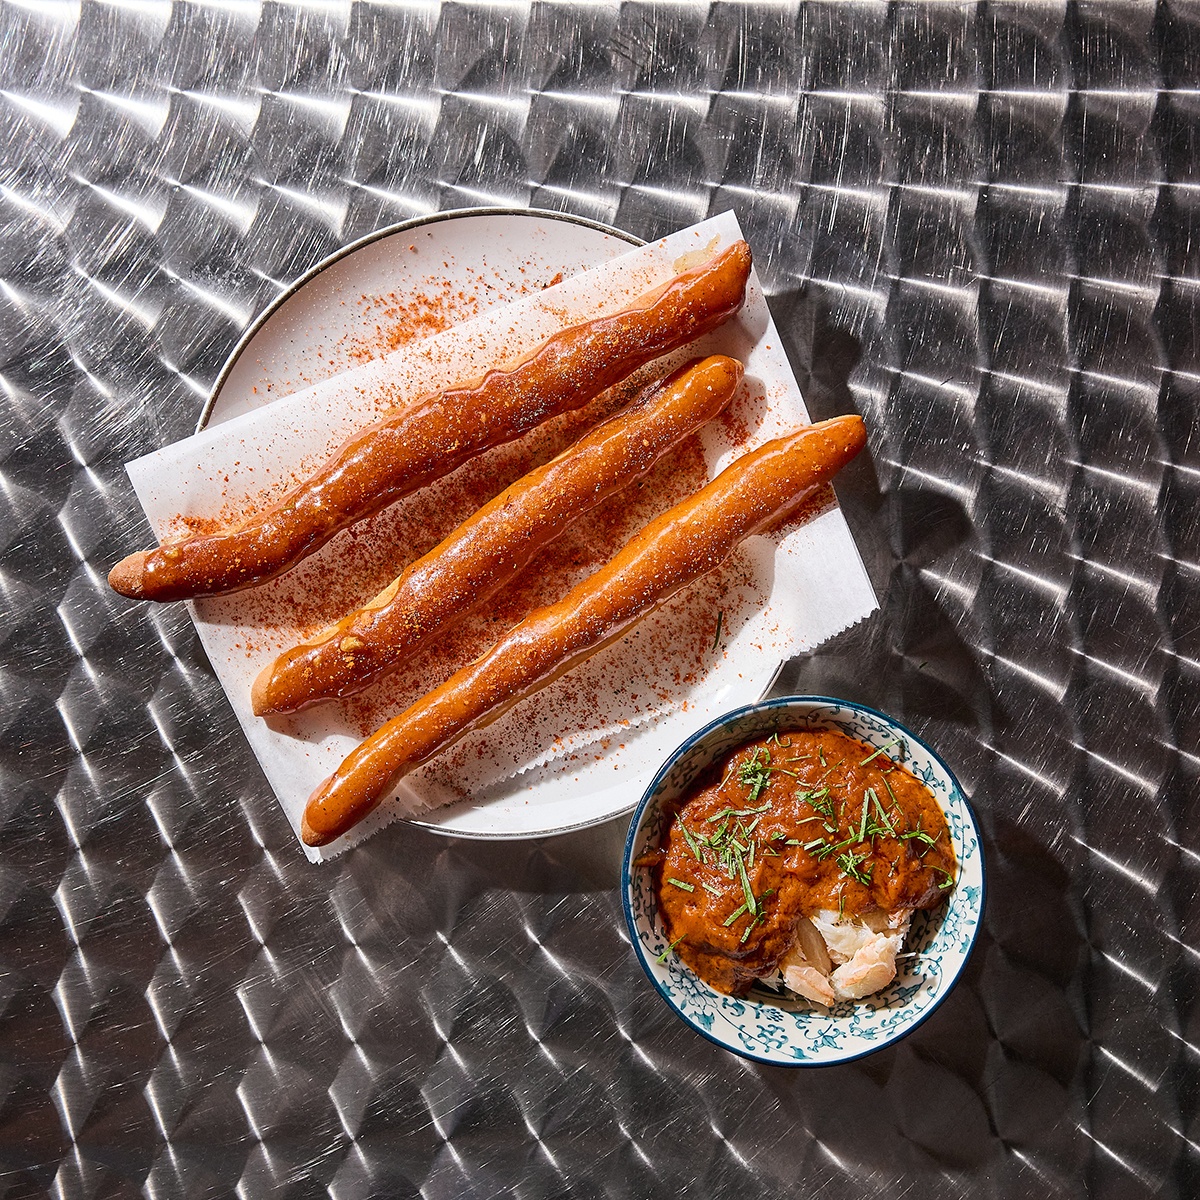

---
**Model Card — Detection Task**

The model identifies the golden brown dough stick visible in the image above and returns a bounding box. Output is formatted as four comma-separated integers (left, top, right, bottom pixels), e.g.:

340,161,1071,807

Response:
301,414,868,846
108,242,753,602
252,355,744,716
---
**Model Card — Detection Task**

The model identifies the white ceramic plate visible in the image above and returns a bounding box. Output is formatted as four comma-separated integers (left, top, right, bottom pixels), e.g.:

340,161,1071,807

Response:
200,209,790,843
177,209,874,849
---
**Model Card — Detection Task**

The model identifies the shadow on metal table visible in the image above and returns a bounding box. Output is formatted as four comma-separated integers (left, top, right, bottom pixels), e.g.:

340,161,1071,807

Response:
1,1,1196,1197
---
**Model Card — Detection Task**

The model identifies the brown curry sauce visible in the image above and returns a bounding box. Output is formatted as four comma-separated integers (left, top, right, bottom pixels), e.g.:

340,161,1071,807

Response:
650,729,956,996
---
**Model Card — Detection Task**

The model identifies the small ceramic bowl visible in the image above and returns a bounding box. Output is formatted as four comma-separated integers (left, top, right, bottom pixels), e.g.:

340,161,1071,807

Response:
622,696,985,1066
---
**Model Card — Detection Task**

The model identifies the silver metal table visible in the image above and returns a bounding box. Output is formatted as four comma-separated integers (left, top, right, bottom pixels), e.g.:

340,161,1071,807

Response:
1,2,1196,1196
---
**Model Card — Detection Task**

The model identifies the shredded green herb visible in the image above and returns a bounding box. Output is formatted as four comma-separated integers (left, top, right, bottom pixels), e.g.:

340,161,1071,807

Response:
799,788,836,832
869,788,896,836
667,878,695,893
860,737,902,766
899,817,938,847
837,849,873,886
815,835,855,861
736,803,772,817
738,856,756,916
680,824,704,862
655,935,685,964
706,802,770,823
723,902,749,927
739,914,763,945
737,748,773,803
701,880,723,898
711,610,724,652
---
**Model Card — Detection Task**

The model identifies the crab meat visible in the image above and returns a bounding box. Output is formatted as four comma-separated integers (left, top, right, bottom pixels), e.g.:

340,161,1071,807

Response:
830,927,906,1000
780,916,836,1006
781,909,912,1005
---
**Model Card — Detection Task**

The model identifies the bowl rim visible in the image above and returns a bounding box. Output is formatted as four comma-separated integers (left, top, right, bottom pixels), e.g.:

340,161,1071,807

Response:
620,694,987,1066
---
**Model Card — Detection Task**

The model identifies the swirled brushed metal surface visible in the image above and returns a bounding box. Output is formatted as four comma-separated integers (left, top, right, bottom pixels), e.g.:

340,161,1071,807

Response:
1,2,1196,1196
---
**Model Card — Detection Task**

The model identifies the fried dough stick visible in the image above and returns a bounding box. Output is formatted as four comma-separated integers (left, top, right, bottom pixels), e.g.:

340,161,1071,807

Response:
108,242,752,602
301,414,868,846
252,355,744,715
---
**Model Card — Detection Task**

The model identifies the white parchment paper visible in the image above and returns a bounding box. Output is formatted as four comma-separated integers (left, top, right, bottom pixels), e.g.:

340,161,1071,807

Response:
124,213,878,860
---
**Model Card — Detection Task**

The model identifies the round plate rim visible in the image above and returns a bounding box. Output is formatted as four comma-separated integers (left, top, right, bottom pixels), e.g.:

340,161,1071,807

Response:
196,206,645,434
194,207,790,843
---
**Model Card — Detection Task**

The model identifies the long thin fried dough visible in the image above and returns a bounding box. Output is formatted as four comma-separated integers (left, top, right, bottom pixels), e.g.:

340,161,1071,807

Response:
252,355,744,715
301,415,868,846
109,242,752,602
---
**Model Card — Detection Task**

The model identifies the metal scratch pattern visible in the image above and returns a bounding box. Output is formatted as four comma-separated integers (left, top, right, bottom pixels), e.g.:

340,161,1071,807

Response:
1,1,1198,1196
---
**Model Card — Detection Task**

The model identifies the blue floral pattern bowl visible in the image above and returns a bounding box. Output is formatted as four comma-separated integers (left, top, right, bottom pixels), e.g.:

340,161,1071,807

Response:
622,696,985,1066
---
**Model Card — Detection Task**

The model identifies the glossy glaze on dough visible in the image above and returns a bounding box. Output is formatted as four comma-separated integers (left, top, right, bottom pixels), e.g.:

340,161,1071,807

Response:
107,242,753,603
251,355,744,715
301,414,868,846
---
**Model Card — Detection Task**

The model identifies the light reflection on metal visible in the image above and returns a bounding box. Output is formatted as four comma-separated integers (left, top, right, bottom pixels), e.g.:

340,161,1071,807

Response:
1,2,1192,1193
